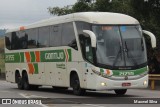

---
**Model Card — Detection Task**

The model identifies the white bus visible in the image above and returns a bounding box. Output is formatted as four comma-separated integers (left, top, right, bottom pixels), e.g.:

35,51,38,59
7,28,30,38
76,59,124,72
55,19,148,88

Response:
5,12,156,95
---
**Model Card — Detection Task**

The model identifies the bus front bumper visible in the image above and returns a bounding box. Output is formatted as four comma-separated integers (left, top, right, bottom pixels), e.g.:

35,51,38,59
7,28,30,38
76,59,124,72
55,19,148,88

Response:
94,75,148,90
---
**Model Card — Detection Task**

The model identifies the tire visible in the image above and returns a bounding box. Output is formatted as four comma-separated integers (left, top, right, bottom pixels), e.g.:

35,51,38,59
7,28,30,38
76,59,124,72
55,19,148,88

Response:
17,77,23,90
52,86,68,90
23,73,31,90
114,89,127,95
72,74,85,96
15,72,23,90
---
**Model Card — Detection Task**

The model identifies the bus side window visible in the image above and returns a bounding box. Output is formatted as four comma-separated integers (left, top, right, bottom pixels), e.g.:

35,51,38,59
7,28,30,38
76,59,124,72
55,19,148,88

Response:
68,39,78,50
26,29,38,49
62,22,78,50
18,31,28,49
11,32,20,50
5,33,11,50
38,26,50,48
50,25,62,47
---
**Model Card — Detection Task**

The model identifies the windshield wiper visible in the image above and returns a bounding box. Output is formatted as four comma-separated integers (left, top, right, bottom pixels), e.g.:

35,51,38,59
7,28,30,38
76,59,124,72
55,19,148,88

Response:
124,41,137,66
113,44,122,66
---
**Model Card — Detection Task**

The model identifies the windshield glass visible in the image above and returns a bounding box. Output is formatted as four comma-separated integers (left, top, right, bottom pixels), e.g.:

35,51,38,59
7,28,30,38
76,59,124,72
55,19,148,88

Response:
92,25,147,69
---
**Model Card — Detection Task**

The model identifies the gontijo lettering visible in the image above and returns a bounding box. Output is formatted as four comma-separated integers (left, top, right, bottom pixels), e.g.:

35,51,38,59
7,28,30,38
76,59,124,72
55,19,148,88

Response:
45,52,64,60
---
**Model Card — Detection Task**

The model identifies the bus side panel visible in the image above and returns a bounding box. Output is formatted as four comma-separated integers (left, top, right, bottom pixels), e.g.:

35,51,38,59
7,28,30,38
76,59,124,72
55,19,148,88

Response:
5,63,15,83
66,48,87,88
44,62,56,86
26,64,40,85
67,61,86,88
54,62,68,87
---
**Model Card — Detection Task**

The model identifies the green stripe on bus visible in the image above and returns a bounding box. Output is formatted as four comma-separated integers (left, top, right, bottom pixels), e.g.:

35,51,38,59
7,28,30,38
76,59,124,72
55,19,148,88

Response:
5,53,20,63
5,49,72,63
112,67,147,76
41,49,72,62
20,52,24,62
30,52,35,62
67,49,72,61
33,63,38,74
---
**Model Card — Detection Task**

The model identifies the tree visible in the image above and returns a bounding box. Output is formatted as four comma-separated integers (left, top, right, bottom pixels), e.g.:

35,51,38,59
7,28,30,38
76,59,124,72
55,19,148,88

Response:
48,1,91,16
48,6,73,16
72,1,91,12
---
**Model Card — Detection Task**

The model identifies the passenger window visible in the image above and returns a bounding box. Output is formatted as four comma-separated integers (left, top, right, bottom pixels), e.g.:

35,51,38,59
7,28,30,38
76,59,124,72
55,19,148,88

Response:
50,25,62,46
11,32,20,50
26,29,38,49
5,33,11,50
38,26,50,48
62,22,77,50
18,31,28,49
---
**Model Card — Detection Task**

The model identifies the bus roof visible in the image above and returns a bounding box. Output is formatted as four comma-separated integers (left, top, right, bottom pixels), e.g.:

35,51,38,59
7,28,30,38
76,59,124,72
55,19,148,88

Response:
6,12,139,33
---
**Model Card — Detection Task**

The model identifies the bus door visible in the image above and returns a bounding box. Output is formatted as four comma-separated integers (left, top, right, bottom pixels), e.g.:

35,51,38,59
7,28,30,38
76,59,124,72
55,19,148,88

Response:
80,35,94,89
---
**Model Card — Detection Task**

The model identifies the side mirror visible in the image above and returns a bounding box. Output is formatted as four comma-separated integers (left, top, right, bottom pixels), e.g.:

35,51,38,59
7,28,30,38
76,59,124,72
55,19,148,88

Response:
143,30,156,48
82,30,97,47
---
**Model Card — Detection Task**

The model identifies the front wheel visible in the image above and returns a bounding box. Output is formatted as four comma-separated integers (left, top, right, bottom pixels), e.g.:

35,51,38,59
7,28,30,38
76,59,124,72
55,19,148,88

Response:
72,74,85,96
114,89,127,95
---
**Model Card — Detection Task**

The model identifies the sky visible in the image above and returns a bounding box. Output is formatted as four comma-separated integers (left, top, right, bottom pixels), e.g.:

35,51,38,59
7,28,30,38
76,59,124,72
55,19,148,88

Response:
0,0,77,29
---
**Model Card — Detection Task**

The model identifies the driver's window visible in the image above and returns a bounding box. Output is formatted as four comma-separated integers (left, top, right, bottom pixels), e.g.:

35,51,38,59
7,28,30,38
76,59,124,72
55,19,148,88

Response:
79,35,93,63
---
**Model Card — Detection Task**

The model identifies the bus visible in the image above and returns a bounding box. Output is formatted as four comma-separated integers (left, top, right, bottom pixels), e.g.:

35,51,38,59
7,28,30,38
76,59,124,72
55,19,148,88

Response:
5,12,156,95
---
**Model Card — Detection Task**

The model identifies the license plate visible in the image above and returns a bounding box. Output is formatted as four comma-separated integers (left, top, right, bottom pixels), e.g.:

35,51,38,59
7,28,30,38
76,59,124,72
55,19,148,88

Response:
122,83,131,87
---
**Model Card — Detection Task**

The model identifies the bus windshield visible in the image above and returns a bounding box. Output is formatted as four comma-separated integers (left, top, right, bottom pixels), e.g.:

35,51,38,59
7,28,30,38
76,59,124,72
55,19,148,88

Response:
92,25,147,69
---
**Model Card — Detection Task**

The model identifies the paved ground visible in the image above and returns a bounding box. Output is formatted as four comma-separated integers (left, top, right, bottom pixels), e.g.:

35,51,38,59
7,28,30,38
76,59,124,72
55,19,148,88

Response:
0,80,160,107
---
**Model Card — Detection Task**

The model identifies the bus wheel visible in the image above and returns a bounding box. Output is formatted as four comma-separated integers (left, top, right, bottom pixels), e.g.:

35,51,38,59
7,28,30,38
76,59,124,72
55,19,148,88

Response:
15,72,23,90
114,89,127,95
17,77,23,90
23,73,30,90
72,74,85,96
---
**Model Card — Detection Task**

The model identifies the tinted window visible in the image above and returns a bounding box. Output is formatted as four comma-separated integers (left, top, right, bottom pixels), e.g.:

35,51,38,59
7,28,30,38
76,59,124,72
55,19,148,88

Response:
26,29,38,49
62,22,77,50
5,33,11,50
38,26,50,48
18,31,28,49
11,32,20,49
76,21,91,34
50,24,62,46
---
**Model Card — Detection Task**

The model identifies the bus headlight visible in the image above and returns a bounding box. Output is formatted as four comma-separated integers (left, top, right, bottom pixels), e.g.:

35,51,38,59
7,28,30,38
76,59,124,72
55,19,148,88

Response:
101,82,107,86
143,80,147,85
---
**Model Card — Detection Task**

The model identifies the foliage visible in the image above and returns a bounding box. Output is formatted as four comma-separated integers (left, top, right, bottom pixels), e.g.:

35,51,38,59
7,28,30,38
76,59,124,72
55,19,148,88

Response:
48,6,73,16
72,1,91,12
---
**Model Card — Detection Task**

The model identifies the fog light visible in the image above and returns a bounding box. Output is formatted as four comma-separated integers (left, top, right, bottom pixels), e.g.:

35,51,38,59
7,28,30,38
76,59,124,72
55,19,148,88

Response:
143,80,147,85
101,82,107,86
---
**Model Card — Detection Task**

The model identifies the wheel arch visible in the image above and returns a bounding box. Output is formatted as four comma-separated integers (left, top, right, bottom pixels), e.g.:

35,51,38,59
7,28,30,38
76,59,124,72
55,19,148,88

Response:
70,70,78,87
